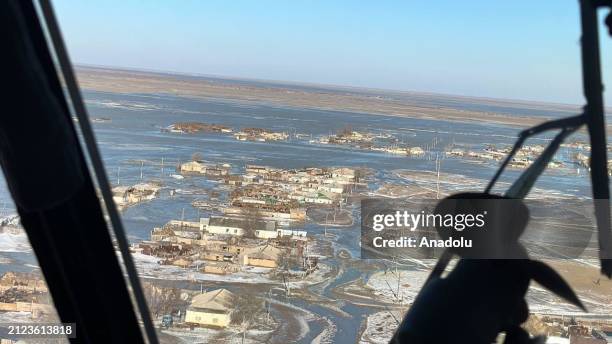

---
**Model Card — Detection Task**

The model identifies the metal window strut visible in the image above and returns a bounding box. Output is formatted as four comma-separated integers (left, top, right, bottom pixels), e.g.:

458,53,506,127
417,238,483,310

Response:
31,0,612,342
425,113,588,286
36,1,159,343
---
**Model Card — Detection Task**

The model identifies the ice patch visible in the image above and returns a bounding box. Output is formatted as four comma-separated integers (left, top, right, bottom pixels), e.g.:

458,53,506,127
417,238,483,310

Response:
0,311,35,323
366,269,428,305
0,232,31,253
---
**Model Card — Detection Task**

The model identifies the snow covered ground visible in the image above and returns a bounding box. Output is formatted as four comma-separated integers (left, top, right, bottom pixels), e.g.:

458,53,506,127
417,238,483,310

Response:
0,311,36,323
527,284,612,316
286,262,333,289
0,216,31,253
132,253,275,284
359,310,404,344
162,327,265,344
365,269,429,305
366,266,611,317
132,252,333,287
0,232,31,253
359,310,576,344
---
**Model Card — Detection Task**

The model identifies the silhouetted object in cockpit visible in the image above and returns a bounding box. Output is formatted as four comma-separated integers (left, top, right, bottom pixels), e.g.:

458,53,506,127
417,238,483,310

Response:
392,2,611,342
391,194,584,344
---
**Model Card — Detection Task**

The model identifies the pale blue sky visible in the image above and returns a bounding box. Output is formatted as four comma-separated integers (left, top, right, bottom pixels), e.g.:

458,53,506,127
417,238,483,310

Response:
53,0,612,105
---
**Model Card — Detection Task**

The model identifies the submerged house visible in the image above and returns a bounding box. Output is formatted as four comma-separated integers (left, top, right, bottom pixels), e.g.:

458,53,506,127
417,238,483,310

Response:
180,161,205,173
185,288,235,328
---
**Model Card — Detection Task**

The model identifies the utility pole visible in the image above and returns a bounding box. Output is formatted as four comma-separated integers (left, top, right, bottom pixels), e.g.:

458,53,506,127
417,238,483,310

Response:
397,263,401,305
324,212,328,237
266,288,272,324
436,153,441,199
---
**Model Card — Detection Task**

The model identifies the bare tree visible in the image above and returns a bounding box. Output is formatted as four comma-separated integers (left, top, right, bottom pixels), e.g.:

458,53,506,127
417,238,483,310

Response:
142,283,187,319
338,125,353,137
230,294,264,343
191,152,203,162
354,167,366,183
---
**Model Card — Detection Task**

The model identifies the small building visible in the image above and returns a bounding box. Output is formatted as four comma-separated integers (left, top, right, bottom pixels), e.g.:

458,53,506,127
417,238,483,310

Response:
180,161,205,173
112,183,160,207
278,229,307,238
224,175,243,186
0,272,47,293
171,258,191,268
254,230,280,239
303,193,334,205
201,262,239,275
446,148,464,157
201,252,234,263
409,147,425,155
201,216,276,236
200,217,245,236
150,227,174,241
242,245,281,268
245,165,274,175
205,167,229,177
568,325,607,344
245,255,278,268
185,289,235,328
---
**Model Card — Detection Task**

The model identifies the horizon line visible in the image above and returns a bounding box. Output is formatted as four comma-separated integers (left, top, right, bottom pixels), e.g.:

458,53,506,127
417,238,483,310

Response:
74,62,607,111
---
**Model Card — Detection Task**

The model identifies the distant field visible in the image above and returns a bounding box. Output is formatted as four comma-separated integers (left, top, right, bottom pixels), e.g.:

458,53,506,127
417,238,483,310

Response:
75,66,607,131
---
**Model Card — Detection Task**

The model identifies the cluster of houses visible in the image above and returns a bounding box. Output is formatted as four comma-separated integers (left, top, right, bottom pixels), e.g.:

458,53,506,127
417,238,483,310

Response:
312,129,425,157
321,129,375,146
146,160,357,281
163,122,233,134
141,213,315,330
573,152,612,176
0,272,53,319
445,144,565,169
370,145,425,156
112,182,161,211
224,165,357,211
130,160,360,330
233,128,288,142
0,272,47,294
162,123,290,143
528,314,612,344
137,215,311,276
179,160,359,222
446,142,612,173
179,160,232,177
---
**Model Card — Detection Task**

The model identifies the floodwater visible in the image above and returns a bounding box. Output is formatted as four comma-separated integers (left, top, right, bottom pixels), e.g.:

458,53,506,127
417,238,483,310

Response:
0,87,599,343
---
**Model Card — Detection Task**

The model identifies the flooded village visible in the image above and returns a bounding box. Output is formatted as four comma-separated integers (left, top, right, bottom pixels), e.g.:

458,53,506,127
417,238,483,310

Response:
0,76,611,343
160,121,612,176
134,160,360,284
97,116,611,343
